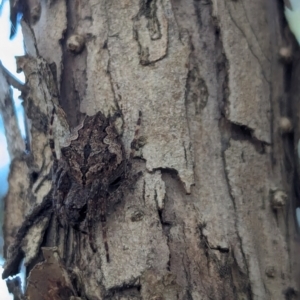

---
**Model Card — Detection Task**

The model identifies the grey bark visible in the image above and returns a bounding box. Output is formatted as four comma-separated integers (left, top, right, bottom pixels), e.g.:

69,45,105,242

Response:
1,0,299,299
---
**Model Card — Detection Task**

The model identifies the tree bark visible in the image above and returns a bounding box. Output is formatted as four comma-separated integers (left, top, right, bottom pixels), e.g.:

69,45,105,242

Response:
1,0,300,299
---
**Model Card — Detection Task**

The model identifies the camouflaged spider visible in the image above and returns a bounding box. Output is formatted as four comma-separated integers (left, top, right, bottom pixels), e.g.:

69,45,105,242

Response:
49,108,142,262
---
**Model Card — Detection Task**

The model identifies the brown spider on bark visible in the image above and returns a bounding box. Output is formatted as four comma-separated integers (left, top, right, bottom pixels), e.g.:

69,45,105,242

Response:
49,108,142,262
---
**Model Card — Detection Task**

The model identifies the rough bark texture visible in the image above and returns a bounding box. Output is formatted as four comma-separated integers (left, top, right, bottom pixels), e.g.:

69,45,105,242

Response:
1,0,300,299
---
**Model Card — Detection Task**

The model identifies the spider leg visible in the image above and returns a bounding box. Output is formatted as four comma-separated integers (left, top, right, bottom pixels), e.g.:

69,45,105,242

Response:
87,180,98,253
88,181,110,262
100,197,110,263
87,196,110,262
129,110,142,160
87,197,96,253
52,162,70,228
107,160,126,188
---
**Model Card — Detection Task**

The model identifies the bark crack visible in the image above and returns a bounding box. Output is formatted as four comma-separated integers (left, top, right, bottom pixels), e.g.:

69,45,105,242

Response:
221,148,253,300
239,0,270,64
2,194,53,279
225,2,270,85
223,118,269,152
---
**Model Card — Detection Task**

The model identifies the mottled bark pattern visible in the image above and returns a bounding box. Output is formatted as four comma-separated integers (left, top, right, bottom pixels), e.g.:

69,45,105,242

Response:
1,0,300,299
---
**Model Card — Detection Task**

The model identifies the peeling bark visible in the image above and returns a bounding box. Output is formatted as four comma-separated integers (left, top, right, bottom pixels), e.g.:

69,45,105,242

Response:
1,0,300,299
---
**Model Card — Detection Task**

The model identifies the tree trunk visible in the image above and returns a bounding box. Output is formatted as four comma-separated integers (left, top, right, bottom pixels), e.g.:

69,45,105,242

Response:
1,0,299,299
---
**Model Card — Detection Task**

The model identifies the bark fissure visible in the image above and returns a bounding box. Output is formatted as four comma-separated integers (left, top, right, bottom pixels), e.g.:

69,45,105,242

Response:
58,0,86,126
240,0,270,63
225,2,269,85
2,0,300,299
220,148,253,298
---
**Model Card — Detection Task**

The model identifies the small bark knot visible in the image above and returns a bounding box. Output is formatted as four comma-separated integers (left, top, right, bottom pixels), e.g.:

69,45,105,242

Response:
131,210,144,222
31,4,41,24
271,189,287,209
265,266,276,278
67,35,85,54
279,46,293,63
279,117,293,134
